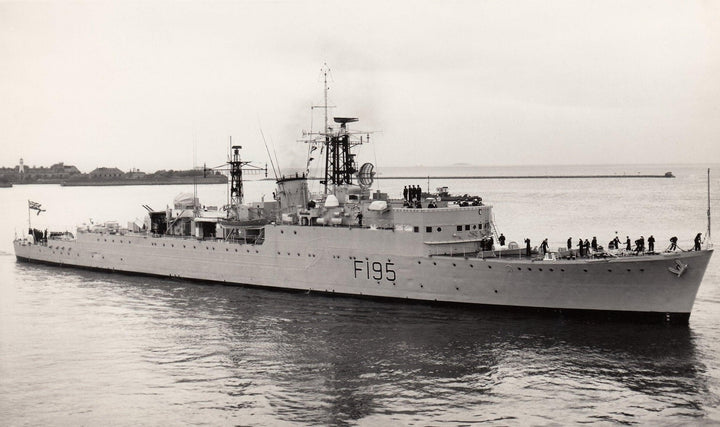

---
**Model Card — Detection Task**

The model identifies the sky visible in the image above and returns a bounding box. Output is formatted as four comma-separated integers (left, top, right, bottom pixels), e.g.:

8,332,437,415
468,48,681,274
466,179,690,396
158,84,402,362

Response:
1,0,718,173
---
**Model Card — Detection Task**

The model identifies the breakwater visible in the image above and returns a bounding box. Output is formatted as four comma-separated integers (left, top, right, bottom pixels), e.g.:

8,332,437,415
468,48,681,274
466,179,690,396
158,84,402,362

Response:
292,173,676,181
373,173,675,180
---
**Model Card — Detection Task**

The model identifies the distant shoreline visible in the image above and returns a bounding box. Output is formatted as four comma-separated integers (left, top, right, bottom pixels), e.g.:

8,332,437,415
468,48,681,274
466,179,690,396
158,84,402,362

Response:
1,173,676,187
1,176,227,187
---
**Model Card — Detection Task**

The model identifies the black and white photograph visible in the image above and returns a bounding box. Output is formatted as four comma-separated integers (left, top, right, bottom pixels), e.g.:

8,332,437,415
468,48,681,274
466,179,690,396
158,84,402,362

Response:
1,1,719,425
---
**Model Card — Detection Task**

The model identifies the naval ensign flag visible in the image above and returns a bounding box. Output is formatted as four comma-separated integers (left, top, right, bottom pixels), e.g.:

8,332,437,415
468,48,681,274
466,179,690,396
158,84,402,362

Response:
28,200,45,215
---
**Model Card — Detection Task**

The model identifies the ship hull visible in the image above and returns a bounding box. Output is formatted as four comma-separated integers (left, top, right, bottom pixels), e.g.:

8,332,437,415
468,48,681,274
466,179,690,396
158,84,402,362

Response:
13,226,713,323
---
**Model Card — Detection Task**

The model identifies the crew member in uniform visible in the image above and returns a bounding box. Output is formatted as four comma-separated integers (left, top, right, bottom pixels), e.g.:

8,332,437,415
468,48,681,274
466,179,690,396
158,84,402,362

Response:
648,235,655,252
694,233,702,251
669,236,678,251
524,238,531,257
498,233,506,246
403,186,408,201
541,238,548,255
567,237,572,250
626,236,632,251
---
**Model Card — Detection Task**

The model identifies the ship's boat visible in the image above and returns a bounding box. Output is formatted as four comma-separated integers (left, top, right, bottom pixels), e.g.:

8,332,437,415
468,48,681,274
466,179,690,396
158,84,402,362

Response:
13,71,714,324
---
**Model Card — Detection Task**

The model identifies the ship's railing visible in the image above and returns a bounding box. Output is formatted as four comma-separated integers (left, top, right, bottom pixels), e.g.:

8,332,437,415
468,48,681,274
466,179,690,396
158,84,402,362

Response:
394,206,484,213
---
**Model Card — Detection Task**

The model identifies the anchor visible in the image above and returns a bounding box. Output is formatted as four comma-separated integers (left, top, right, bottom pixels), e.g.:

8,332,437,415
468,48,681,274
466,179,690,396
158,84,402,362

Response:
668,259,688,277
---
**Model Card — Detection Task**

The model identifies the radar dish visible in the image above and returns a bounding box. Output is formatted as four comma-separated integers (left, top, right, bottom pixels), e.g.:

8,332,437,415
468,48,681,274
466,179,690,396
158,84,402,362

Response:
334,117,359,124
358,162,375,187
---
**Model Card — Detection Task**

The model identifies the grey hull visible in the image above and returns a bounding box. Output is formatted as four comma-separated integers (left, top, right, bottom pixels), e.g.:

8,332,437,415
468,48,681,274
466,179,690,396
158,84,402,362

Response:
14,225,713,322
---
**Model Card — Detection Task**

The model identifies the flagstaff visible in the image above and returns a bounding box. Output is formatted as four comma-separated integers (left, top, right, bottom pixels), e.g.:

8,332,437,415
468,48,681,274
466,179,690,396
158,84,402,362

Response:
27,200,45,242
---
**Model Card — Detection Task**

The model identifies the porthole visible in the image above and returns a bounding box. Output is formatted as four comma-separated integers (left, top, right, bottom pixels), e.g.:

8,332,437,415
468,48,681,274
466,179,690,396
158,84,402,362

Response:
437,227,442,232
539,268,543,271
583,269,588,272
488,265,492,269
470,264,474,268
527,268,532,271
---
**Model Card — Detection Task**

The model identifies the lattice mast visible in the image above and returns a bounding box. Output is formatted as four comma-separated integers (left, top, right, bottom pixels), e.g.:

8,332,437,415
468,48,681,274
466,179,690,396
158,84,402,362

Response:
221,143,266,219
319,66,365,192
303,64,371,193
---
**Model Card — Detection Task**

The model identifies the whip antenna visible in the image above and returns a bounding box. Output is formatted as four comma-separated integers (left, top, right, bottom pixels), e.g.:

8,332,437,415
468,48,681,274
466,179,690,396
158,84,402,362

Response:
259,125,279,180
708,168,712,247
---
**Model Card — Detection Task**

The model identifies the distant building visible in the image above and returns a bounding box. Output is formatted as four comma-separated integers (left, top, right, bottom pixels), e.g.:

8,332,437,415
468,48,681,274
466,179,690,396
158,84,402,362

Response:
89,167,125,179
0,159,82,182
125,168,147,179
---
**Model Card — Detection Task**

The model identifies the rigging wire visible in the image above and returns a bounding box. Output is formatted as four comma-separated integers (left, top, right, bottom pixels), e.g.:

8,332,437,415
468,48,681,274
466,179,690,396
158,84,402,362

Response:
259,124,279,180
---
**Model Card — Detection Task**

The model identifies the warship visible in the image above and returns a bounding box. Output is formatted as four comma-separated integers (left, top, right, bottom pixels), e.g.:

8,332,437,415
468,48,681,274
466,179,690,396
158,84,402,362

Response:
13,72,714,324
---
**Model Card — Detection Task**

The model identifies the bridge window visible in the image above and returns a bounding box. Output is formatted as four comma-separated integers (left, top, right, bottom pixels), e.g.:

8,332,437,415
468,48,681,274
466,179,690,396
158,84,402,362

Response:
426,226,432,233
413,226,419,233
465,225,470,231
457,225,462,231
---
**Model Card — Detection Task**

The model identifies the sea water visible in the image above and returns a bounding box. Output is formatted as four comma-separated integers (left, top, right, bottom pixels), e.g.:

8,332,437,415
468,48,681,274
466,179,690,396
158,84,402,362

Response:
1,164,719,425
